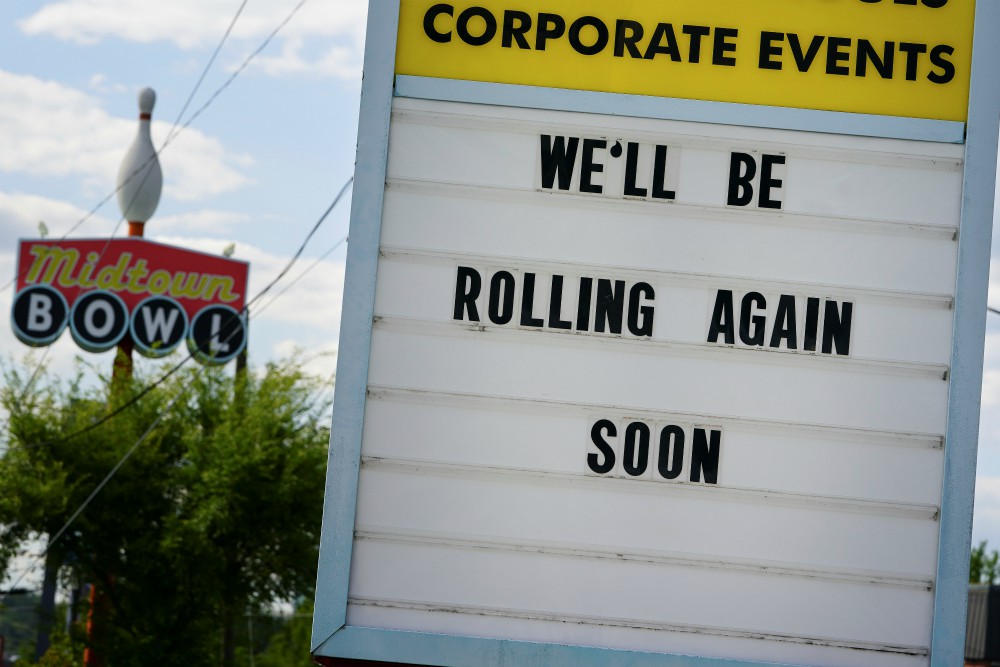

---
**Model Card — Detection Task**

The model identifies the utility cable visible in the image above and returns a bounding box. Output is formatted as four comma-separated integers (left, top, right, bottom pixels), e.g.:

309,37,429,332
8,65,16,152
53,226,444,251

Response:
0,376,194,603
0,0,309,296
2,0,257,446
14,179,350,450
0,172,344,592
79,0,253,249
247,179,352,314
252,235,348,318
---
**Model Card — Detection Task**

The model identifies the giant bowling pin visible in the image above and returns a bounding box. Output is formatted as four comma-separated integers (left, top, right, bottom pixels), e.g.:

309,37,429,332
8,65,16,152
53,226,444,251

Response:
116,87,162,237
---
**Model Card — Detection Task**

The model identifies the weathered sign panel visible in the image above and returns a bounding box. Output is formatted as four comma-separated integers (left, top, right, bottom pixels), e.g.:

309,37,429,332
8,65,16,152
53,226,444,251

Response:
313,2,1000,665
12,238,248,363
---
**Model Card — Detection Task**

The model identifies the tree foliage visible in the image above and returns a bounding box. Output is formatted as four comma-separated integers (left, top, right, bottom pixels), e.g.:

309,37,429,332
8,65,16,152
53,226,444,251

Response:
0,357,330,666
970,540,1000,585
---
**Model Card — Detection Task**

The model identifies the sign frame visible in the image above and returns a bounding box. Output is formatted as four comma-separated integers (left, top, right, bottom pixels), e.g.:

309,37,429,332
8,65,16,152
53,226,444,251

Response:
313,2,1000,665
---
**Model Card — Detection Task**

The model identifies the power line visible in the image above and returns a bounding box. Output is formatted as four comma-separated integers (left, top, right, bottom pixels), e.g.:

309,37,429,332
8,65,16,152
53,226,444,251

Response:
253,235,348,318
68,0,253,258
0,176,349,599
165,0,250,146
0,0,310,296
2,0,257,453
245,178,352,312
14,179,351,451
0,375,195,604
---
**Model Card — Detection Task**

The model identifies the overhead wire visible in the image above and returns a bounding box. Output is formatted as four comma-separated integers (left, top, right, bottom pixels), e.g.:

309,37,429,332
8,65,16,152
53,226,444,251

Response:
0,0,309,297
252,235,348,318
0,178,351,599
6,0,256,431
12,179,351,452
0,374,196,603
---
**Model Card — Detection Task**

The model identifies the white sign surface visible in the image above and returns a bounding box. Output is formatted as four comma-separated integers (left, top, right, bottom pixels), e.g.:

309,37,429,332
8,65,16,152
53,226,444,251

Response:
313,5,1000,667
341,97,961,666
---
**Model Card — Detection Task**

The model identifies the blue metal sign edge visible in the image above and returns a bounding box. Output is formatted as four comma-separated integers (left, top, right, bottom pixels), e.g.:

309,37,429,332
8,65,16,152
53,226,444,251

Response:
930,1,1000,665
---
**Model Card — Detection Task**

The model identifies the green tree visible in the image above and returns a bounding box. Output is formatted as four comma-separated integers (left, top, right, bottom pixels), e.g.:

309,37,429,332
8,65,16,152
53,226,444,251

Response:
236,600,315,667
0,357,330,667
970,540,1000,584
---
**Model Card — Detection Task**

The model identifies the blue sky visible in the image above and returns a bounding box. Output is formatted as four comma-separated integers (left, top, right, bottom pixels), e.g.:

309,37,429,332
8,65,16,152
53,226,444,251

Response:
4,0,1000,586
1,0,367,384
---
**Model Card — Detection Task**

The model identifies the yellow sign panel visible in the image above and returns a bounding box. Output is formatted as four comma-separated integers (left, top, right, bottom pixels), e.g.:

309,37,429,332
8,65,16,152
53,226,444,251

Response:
396,0,975,122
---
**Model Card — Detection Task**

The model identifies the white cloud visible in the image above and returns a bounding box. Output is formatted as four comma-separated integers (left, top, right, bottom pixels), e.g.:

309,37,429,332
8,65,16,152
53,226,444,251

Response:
0,191,115,240
153,210,252,236
88,73,127,95
0,70,253,203
251,38,360,80
19,0,367,80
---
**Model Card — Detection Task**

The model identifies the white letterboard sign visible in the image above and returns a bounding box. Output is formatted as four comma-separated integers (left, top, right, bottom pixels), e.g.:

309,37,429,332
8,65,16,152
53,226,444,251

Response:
312,3,1000,667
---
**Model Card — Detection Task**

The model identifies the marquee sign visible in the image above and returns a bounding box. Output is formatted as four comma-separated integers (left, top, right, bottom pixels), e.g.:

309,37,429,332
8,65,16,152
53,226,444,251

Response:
313,1,1000,666
397,0,976,121
11,238,248,364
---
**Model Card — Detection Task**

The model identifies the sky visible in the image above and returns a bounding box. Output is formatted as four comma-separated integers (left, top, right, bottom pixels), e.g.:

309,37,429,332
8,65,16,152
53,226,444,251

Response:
4,0,1000,591
1,0,367,386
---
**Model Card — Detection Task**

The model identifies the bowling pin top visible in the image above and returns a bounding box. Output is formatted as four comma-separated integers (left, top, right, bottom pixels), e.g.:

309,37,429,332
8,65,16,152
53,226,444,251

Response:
116,87,163,233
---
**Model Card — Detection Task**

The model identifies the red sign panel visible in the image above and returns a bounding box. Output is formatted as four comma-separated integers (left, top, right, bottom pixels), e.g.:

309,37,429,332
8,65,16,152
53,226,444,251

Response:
16,238,248,319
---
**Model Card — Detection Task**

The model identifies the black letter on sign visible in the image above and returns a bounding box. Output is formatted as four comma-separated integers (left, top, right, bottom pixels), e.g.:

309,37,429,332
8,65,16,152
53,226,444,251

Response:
804,297,820,352
657,425,685,480
759,31,784,70
727,152,756,207
822,300,853,355
502,10,531,48
454,266,481,321
536,13,566,50
644,23,681,61
770,294,798,350
589,419,617,474
627,282,655,336
580,139,607,193
825,36,851,75
739,292,767,346
652,145,675,199
928,44,955,84
456,7,497,46
595,279,625,334
548,275,573,330
622,422,650,477
576,277,593,331
520,273,545,327
682,25,711,63
899,42,928,81
788,34,824,72
713,27,738,66
569,16,609,55
488,270,514,325
707,289,735,344
540,135,579,190
423,3,453,43
614,20,644,58
759,154,785,210
857,39,894,78
691,428,721,484
623,142,647,197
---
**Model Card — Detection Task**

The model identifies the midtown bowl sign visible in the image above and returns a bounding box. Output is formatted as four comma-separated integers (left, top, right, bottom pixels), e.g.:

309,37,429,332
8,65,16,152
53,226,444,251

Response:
11,238,249,365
